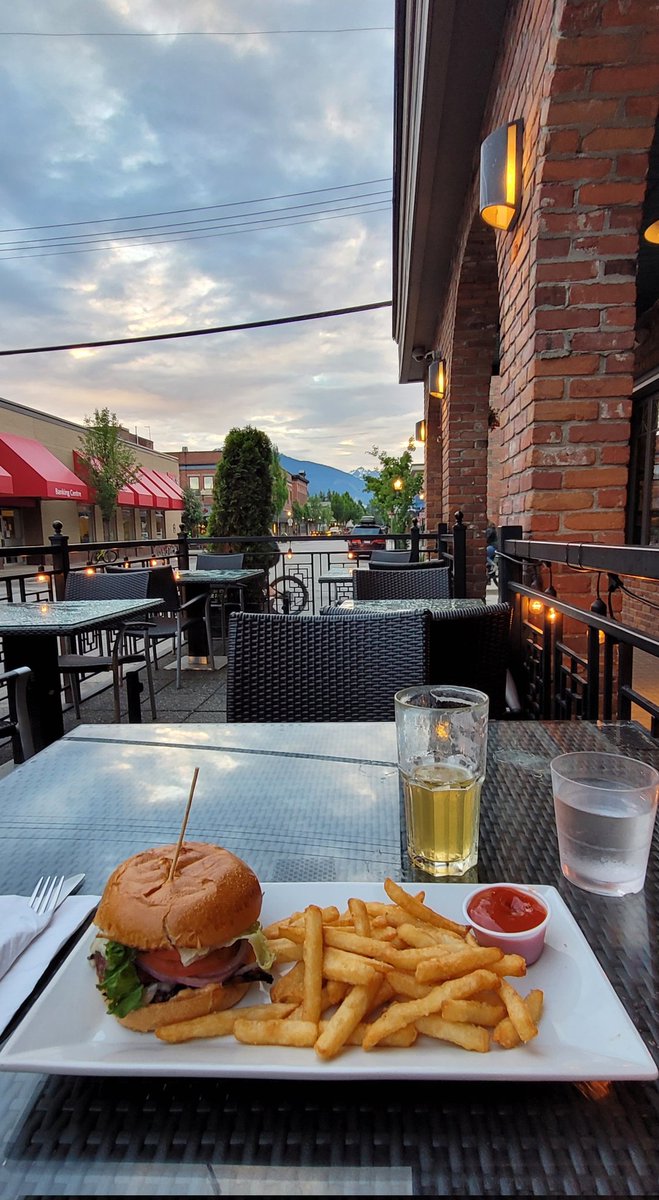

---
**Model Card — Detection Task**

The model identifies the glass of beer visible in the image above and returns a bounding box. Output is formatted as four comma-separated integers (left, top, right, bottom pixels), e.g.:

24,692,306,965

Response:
394,685,489,877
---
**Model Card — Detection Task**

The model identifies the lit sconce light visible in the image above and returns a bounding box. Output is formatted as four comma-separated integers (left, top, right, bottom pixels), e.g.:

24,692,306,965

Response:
392,477,404,492
84,566,96,576
547,607,557,622
479,119,523,231
287,543,294,560
598,629,606,645
643,219,659,244
123,558,130,569
36,566,48,583
150,558,158,568
428,356,446,400
529,598,544,615
347,550,355,561
415,419,427,444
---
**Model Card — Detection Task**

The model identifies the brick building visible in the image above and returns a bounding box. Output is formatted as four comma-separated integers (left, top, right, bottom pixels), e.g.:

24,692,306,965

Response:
393,0,659,628
170,447,308,527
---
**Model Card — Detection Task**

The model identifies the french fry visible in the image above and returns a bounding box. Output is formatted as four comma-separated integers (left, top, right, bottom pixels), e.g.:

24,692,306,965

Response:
322,946,389,985
155,1003,296,1043
318,1019,418,1048
302,905,324,1023
489,953,527,978
234,1018,318,1047
415,945,503,983
315,976,382,1060
267,937,303,963
441,998,507,1027
270,960,305,1004
415,1015,490,1053
493,988,543,1048
384,968,434,1000
362,968,499,1049
348,897,371,937
396,922,464,949
383,878,467,936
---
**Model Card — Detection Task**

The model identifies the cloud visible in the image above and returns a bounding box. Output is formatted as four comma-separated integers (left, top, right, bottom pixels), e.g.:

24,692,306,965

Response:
0,1,423,473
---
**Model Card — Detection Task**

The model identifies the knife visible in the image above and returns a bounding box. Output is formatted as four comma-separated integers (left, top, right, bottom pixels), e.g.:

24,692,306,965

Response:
53,873,86,910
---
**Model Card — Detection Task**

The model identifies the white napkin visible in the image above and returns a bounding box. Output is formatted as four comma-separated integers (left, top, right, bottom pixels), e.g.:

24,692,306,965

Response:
0,894,99,1036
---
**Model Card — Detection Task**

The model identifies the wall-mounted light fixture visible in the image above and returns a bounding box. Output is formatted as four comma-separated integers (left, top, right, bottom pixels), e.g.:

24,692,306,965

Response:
428,356,446,399
479,119,523,231
412,347,447,400
643,219,659,244
415,419,427,444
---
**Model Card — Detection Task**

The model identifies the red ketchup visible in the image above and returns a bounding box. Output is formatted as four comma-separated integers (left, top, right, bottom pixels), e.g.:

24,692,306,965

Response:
467,885,547,934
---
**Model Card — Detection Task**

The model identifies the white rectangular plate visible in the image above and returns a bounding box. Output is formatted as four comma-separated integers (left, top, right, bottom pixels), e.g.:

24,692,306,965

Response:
0,882,656,1081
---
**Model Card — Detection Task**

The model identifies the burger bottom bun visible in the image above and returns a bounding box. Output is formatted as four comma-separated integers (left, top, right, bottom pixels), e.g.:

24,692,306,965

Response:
117,980,250,1033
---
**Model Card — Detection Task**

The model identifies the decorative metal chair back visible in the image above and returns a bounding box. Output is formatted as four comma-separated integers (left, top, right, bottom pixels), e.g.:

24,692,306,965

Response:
195,553,245,570
369,550,411,565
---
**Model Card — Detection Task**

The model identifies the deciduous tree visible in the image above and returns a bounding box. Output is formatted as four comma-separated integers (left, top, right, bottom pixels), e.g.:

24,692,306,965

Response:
77,408,138,537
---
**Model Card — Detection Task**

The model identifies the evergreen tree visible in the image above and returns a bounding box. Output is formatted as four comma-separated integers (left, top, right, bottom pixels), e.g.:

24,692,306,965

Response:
207,426,280,572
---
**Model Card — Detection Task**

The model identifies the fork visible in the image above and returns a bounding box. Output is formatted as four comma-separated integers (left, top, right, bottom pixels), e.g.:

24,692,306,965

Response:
29,875,65,917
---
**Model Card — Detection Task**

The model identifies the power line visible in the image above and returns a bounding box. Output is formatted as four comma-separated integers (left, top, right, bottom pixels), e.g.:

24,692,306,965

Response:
0,191,391,249
0,178,393,234
0,204,391,261
0,27,393,37
0,301,393,356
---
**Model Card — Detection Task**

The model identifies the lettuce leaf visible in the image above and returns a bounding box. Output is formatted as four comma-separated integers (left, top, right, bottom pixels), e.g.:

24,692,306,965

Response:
98,940,144,1017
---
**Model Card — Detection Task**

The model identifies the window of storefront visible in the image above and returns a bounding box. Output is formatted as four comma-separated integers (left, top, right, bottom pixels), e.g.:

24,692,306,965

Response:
154,510,165,539
121,508,133,541
627,384,659,544
203,475,214,489
78,508,92,543
139,509,150,540
189,476,199,490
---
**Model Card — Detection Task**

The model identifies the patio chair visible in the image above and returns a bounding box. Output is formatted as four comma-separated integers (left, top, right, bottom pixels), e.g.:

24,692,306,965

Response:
0,666,35,763
427,602,513,718
226,609,430,722
60,570,157,721
352,565,452,600
111,565,215,689
369,549,412,565
195,552,245,638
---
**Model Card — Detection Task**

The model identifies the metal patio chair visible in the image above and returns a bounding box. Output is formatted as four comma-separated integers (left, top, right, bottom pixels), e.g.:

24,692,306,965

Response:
0,666,35,763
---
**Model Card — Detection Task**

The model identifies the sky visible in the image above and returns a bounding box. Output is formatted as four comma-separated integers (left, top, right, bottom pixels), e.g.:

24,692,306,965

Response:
0,0,424,473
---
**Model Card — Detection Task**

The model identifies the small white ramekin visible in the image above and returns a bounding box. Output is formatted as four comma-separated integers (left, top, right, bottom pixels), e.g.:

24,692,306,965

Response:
462,884,550,965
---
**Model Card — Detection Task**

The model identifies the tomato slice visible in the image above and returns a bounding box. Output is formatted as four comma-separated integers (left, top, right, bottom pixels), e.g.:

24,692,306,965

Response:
137,945,235,981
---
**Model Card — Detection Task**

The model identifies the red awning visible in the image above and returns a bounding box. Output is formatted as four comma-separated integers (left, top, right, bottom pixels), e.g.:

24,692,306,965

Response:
137,468,171,509
0,465,14,495
0,434,89,501
149,469,184,510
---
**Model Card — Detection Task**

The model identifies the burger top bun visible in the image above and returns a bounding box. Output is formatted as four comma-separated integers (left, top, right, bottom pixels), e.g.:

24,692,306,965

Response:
94,841,262,950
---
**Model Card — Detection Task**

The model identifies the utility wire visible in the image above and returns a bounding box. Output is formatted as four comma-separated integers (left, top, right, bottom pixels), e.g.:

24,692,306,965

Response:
0,178,393,234
0,27,394,37
0,191,391,249
0,204,391,261
0,301,393,356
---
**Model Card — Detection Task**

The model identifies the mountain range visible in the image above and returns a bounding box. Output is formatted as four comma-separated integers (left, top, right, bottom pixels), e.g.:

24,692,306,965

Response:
279,455,374,504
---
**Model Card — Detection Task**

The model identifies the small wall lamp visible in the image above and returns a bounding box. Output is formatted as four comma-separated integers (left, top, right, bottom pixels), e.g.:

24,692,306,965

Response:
415,419,427,444
428,357,446,399
479,119,523,231
643,220,659,244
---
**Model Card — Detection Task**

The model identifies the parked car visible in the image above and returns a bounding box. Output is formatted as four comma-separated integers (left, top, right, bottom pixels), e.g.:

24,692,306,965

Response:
328,525,344,536
347,519,387,560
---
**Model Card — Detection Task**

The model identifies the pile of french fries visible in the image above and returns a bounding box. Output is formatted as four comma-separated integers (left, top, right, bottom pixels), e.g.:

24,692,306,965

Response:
156,878,543,1059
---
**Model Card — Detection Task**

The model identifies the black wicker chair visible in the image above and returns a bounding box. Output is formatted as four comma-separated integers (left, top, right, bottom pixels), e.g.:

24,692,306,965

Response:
369,549,411,565
427,602,512,718
60,570,157,721
0,666,35,763
352,565,451,600
226,610,430,722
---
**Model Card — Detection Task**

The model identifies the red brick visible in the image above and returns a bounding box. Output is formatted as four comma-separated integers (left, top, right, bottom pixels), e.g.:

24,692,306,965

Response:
597,487,628,507
532,378,565,399
563,511,624,530
603,305,636,327
582,126,654,151
569,377,631,398
535,354,599,375
572,330,635,351
534,399,599,421
548,98,619,124
529,490,594,510
532,446,597,467
564,467,627,487
626,96,659,118
601,1,659,28
556,33,638,65
592,64,659,93
536,284,568,306
579,181,646,205
568,421,629,441
535,308,601,330
601,445,630,464
544,157,613,181
536,260,598,282
570,281,636,305
546,129,581,154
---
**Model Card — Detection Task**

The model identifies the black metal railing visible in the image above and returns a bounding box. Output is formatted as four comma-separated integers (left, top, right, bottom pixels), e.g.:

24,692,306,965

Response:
498,526,659,732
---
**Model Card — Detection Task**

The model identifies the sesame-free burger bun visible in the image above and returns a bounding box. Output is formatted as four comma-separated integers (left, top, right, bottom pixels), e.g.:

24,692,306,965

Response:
94,841,263,951
117,979,251,1032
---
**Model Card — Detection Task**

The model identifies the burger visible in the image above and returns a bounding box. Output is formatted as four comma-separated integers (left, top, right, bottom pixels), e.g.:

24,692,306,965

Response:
90,841,275,1032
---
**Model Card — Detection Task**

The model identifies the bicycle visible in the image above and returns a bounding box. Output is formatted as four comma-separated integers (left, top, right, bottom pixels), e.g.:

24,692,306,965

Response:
91,547,119,565
269,571,309,614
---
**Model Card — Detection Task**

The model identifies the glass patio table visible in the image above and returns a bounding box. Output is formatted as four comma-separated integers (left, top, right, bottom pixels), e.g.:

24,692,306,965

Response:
0,718,657,1196
176,568,265,659
0,598,162,750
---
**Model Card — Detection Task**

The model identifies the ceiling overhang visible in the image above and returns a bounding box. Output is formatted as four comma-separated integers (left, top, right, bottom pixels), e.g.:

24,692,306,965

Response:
392,0,509,382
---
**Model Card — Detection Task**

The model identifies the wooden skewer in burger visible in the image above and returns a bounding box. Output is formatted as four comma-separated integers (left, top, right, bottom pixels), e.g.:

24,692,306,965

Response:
90,768,274,1032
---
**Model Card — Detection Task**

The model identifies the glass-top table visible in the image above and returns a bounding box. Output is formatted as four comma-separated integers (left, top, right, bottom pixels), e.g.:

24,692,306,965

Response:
0,719,657,1196
0,599,162,749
